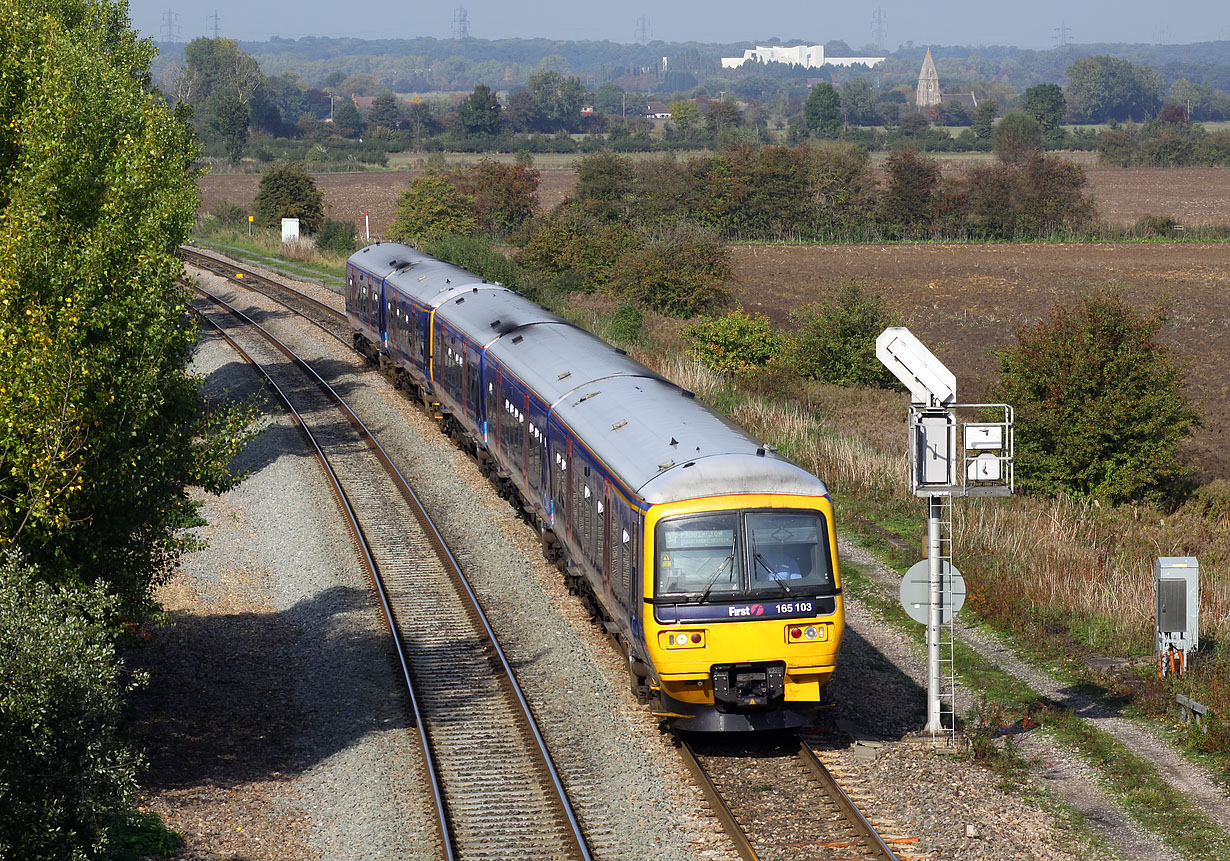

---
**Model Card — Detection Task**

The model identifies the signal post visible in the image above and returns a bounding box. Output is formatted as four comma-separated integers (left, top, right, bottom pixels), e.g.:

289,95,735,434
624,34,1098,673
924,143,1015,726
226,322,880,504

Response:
876,328,1014,741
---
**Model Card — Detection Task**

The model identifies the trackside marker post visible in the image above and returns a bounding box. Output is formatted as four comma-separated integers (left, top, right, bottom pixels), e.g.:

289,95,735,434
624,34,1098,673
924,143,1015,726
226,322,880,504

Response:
876,327,1015,743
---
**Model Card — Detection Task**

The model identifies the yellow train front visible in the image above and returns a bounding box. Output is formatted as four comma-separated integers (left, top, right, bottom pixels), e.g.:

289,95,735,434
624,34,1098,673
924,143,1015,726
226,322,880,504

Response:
638,489,843,732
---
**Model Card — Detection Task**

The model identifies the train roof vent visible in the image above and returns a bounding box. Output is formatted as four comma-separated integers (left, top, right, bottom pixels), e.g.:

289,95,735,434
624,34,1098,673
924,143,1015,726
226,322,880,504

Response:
490,319,501,329
658,459,676,471
612,419,627,431
557,370,571,381
511,335,524,344
456,296,465,304
576,390,600,404
669,437,678,447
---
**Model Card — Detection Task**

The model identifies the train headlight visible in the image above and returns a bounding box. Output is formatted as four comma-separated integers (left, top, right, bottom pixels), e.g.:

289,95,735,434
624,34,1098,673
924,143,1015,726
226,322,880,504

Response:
659,630,705,649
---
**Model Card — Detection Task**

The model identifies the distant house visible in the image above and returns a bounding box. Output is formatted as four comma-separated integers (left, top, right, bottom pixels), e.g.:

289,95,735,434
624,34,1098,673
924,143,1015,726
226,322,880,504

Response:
645,101,671,119
352,95,377,111
722,44,884,70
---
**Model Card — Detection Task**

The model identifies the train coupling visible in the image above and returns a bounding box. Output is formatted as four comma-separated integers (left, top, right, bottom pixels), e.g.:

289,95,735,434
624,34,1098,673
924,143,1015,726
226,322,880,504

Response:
710,661,786,712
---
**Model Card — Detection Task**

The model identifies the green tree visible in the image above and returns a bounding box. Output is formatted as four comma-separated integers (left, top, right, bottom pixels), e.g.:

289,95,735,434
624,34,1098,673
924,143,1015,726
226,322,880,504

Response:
503,90,543,133
331,97,363,138
528,69,586,132
389,172,476,244
783,286,900,387
667,100,702,143
803,83,842,138
0,555,142,860
0,0,252,610
682,308,780,379
451,160,541,237
611,224,731,317
990,292,1199,503
992,111,1043,165
209,89,250,164
175,37,263,111
877,149,940,238
840,78,879,125
367,91,402,131
1022,83,1066,145
458,84,501,137
594,82,625,115
705,100,742,136
574,150,633,222
971,98,998,151
1065,55,1164,123
253,162,325,232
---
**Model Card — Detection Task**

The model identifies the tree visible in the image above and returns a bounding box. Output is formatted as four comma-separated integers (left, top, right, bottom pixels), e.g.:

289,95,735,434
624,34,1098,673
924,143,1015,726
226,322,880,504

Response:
840,78,879,125
253,162,325,232
528,69,585,132
499,90,538,133
451,160,541,237
209,90,250,164
783,286,900,387
331,97,363,138
971,98,998,151
612,224,731,317
803,83,842,138
574,150,634,222
0,556,142,860
367,91,402,131
458,84,501,137
1022,83,1066,144
705,100,742,136
667,100,702,143
176,37,263,110
389,172,476,244
1065,55,1164,123
1,0,252,610
992,111,1043,165
990,292,1199,503
594,82,625,115
682,308,780,379
877,149,940,238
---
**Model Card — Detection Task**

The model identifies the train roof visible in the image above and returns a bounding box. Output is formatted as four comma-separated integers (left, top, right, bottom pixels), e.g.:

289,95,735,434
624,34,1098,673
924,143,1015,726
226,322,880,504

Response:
347,242,428,280
485,320,660,406
436,285,559,348
553,375,830,505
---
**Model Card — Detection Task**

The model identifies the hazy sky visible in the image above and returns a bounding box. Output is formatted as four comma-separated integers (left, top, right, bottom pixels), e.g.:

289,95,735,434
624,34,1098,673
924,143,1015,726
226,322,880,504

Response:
127,1,1230,51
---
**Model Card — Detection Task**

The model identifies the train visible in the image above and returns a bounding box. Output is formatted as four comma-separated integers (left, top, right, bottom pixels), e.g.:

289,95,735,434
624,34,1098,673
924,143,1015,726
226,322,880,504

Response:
346,242,844,732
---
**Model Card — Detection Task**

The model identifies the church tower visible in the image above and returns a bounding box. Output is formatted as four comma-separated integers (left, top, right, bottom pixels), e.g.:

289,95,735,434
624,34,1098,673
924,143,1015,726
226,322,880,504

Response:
916,48,941,109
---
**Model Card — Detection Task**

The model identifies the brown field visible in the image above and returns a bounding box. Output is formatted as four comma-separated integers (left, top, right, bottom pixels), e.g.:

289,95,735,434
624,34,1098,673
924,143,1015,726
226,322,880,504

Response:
196,167,1230,480
730,242,1230,481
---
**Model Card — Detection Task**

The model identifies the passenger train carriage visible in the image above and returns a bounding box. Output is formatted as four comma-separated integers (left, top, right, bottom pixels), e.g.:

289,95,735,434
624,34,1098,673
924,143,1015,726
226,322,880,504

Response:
347,242,844,731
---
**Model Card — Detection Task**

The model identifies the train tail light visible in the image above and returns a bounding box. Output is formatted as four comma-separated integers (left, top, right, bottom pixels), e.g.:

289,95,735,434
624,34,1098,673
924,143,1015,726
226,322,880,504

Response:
786,624,826,643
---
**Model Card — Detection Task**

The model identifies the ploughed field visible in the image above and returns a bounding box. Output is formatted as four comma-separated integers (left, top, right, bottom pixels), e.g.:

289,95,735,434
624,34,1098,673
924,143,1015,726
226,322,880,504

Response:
732,241,1230,482
197,165,1230,480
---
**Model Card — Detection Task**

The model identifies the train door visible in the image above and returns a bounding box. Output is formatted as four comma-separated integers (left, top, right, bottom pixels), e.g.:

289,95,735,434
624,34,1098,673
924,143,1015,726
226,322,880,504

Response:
599,480,610,597
521,391,531,487
465,341,480,424
486,367,500,447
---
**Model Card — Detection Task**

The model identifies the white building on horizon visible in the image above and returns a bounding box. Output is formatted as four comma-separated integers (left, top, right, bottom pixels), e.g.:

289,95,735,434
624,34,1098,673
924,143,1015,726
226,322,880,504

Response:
720,44,884,70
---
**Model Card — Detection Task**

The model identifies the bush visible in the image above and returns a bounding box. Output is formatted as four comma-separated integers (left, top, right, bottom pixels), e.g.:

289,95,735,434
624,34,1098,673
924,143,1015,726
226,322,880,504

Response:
388,171,476,245
514,208,640,293
1133,214,1178,238
783,285,900,387
682,308,780,378
314,219,357,255
990,291,1200,503
877,149,940,239
608,300,644,344
0,556,142,860
253,162,324,233
611,224,731,317
424,234,524,294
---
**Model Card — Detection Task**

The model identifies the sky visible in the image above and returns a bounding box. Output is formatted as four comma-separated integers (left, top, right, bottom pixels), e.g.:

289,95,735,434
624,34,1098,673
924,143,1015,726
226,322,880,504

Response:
126,0,1230,51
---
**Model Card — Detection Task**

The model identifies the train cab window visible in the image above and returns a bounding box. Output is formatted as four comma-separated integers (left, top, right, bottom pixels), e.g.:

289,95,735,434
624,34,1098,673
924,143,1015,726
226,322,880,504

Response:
745,512,834,591
655,513,740,598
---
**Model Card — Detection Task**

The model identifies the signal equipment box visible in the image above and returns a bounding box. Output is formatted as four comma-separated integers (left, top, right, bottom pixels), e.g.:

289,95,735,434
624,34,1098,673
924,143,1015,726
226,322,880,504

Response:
1156,557,1199,677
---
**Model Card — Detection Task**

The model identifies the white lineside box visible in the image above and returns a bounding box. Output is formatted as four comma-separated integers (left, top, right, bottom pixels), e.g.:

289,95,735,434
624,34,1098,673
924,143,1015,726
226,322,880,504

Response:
281,217,300,242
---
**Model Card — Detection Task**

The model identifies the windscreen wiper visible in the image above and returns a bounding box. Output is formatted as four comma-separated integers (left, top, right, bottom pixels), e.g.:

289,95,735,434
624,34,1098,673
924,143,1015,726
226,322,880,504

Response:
698,531,739,604
751,529,794,596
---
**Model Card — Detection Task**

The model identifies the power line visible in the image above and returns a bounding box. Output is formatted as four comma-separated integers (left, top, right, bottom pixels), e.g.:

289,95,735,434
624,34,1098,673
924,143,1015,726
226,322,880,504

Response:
1052,21,1072,49
208,9,220,39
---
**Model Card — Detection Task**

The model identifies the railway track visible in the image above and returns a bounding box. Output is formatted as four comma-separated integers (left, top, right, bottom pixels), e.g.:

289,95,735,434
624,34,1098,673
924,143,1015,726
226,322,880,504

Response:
190,282,591,860
679,733,903,861
183,247,910,861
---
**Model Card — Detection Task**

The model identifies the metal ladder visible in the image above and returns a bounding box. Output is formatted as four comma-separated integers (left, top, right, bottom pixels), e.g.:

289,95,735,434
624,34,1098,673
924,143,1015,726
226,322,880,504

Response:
935,493,957,745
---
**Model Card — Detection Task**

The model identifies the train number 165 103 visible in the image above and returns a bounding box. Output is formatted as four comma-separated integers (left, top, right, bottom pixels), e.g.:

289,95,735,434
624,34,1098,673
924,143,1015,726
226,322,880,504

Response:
774,601,814,615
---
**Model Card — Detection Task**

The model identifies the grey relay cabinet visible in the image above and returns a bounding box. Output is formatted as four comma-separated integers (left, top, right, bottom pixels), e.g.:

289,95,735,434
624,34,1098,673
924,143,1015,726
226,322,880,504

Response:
1156,557,1199,677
